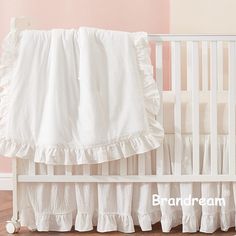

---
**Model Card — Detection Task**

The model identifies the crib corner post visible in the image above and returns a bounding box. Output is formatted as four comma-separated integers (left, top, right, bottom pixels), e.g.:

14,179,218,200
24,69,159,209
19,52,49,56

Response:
10,17,31,31
5,17,32,234
12,157,19,221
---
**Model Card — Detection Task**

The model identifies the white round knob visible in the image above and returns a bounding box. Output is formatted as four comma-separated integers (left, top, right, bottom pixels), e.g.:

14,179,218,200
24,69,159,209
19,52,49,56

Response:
6,222,16,234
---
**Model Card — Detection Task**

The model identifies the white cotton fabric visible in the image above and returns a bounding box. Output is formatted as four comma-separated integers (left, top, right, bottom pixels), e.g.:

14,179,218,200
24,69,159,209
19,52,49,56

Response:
0,28,163,165
18,134,236,233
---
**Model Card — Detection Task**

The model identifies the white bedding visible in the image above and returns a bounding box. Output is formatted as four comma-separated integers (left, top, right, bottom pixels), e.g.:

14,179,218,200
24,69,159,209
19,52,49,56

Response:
0,28,163,165
1,27,234,234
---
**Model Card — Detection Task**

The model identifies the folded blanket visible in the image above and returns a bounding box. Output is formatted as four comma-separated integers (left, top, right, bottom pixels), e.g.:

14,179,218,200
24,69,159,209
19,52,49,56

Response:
0,27,163,164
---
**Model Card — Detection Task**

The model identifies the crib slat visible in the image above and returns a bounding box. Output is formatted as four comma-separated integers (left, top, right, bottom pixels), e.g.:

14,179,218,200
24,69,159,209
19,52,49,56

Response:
228,41,236,175
210,41,218,175
217,41,224,91
65,166,72,175
146,152,152,174
101,162,109,176
138,154,146,175
127,156,134,175
28,160,36,175
171,41,182,175
83,165,91,176
120,159,127,175
47,165,54,175
155,42,164,175
187,41,200,175
202,41,209,91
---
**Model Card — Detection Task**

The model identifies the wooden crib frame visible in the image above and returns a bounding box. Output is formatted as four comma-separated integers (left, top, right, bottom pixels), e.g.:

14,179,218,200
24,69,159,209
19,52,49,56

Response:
5,17,236,233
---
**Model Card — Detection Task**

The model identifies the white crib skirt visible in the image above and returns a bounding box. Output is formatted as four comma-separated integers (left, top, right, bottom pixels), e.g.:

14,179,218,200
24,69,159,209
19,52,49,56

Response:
17,134,236,233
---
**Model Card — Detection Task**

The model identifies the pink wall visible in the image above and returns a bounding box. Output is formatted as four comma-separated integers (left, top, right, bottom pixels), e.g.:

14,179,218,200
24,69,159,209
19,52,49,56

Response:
0,0,169,42
0,0,170,173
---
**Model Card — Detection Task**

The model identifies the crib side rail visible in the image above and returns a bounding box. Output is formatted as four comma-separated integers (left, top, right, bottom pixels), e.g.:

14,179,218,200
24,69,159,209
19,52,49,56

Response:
17,173,236,182
148,34,236,41
10,16,236,184
153,35,236,178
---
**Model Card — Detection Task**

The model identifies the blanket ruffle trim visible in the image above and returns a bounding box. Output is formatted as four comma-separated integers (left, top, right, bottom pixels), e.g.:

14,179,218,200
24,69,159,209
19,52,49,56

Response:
0,30,20,138
0,31,164,165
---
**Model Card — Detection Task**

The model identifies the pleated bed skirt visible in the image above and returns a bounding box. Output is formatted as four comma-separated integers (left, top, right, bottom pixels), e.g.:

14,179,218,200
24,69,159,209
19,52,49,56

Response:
17,134,236,233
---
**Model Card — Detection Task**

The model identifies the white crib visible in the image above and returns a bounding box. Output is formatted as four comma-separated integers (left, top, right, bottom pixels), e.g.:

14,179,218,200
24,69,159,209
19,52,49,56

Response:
5,17,236,233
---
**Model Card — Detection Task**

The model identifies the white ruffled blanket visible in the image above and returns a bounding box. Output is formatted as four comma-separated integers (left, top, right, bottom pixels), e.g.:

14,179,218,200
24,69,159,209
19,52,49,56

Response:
0,27,163,164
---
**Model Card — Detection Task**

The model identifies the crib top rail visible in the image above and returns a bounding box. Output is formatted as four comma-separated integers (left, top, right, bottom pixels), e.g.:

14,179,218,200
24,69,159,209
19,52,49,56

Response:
148,34,236,41
11,17,236,42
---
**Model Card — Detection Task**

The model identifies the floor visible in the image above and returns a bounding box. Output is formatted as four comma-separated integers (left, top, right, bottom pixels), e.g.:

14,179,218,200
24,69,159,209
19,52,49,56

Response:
0,191,235,236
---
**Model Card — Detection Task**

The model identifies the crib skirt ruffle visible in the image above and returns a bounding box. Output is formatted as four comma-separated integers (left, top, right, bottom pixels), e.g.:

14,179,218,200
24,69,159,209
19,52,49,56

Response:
17,134,236,233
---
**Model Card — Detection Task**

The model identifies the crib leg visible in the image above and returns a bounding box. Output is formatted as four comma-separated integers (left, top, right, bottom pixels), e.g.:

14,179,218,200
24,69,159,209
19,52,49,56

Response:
6,158,21,234
6,220,21,234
